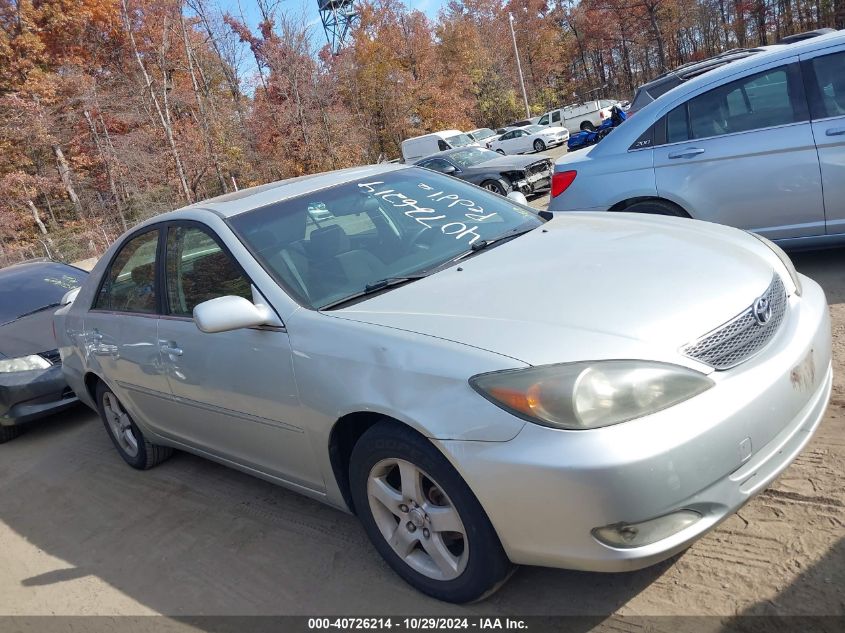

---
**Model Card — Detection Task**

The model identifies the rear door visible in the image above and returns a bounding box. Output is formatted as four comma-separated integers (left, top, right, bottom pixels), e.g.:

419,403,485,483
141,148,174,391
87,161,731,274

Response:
85,227,172,429
652,61,825,239
155,222,323,490
800,46,845,235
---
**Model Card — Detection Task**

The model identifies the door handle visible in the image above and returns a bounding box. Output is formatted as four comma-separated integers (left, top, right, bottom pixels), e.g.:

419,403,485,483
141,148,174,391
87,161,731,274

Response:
668,147,705,159
825,127,845,137
158,340,183,357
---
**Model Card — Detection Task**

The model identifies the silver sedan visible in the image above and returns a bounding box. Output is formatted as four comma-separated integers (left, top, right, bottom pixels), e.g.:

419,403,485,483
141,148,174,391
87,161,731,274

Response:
55,164,832,603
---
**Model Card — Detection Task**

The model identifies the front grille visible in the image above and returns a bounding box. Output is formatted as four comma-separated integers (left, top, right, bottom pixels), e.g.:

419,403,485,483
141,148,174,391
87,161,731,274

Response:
38,349,61,365
681,275,788,370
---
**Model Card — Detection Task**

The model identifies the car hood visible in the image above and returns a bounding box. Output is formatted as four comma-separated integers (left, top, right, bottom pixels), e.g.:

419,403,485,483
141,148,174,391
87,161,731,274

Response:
0,309,57,359
334,214,778,368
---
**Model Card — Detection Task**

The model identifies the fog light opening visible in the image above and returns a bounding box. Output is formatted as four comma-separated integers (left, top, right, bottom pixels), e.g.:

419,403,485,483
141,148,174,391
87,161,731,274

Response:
592,510,702,549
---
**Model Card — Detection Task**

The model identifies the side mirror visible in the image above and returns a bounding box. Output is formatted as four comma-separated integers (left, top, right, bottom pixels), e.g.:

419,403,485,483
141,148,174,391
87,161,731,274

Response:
193,295,276,334
60,287,81,306
507,191,528,206
442,164,458,175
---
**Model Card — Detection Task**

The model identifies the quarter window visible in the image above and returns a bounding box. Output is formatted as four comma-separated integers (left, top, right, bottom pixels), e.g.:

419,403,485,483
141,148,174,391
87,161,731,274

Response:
685,66,801,139
806,51,845,119
165,226,252,317
94,230,159,313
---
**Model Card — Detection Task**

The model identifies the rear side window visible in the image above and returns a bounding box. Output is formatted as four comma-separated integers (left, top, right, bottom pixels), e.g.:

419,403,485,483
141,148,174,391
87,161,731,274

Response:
94,230,159,313
165,226,251,317
551,111,561,123
805,51,845,119
685,65,804,139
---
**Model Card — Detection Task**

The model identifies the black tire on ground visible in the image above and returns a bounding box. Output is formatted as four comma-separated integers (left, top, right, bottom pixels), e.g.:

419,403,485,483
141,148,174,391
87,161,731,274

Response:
0,425,24,444
349,421,513,603
495,149,505,155
533,139,546,152
481,180,507,196
580,120,595,131
622,199,690,217
95,381,173,470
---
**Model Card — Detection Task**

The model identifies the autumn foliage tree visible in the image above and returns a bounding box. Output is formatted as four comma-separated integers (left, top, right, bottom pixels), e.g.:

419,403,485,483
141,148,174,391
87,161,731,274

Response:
0,0,840,265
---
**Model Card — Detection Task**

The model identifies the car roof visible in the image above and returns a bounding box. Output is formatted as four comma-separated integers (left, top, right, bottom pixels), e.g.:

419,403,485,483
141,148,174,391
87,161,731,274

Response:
149,164,410,221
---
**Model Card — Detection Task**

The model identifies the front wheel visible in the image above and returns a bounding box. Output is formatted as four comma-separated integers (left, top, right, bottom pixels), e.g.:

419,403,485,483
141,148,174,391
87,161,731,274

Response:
580,120,595,131
96,382,173,470
623,199,689,217
495,149,505,155
481,180,507,196
0,425,24,444
533,139,546,152
350,422,512,603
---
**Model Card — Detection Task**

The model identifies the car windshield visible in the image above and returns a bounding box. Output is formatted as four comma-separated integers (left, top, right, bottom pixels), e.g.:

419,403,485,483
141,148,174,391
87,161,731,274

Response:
526,125,545,133
444,133,475,148
470,128,495,141
449,148,502,167
229,168,543,310
0,262,87,324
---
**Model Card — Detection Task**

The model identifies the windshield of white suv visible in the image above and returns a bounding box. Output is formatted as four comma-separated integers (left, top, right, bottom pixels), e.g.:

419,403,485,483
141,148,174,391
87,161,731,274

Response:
470,128,496,141
449,148,501,167
445,133,475,148
229,168,543,310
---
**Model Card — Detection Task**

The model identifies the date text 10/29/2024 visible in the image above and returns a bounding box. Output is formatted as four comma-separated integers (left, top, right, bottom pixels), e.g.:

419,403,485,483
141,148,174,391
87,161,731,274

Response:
308,618,528,630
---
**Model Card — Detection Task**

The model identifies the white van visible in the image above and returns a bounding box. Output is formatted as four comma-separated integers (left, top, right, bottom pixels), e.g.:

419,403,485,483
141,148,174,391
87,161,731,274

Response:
536,99,620,133
401,130,478,162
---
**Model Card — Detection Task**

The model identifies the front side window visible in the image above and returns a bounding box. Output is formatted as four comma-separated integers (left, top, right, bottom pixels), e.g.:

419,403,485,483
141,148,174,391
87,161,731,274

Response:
538,115,549,125
229,168,542,310
666,105,689,143
165,226,251,317
95,230,159,313
807,51,845,118
686,66,800,139
419,158,455,173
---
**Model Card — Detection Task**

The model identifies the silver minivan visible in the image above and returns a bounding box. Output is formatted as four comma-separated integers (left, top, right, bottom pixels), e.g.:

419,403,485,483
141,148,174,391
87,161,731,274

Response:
547,30,845,250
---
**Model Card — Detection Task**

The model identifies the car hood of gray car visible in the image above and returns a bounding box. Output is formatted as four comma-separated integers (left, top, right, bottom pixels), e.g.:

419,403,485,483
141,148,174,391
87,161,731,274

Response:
334,213,777,369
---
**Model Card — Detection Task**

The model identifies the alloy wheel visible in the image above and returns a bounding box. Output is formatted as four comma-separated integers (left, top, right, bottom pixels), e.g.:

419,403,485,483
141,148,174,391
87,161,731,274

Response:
102,392,139,458
367,458,469,581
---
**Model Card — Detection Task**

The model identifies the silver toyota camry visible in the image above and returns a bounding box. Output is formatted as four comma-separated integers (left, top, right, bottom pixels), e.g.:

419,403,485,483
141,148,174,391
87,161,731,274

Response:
55,164,832,603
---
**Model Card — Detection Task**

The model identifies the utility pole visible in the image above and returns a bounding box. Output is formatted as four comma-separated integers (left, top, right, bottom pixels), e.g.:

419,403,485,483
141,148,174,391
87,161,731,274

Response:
509,12,531,119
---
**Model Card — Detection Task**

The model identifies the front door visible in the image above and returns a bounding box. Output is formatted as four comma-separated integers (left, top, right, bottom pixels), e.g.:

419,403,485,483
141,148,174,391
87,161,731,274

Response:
84,228,173,431
653,62,825,240
155,222,323,491
801,46,845,235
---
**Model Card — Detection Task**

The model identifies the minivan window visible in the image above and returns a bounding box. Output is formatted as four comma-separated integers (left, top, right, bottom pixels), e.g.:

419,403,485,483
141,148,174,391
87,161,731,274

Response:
807,51,845,118
686,66,800,139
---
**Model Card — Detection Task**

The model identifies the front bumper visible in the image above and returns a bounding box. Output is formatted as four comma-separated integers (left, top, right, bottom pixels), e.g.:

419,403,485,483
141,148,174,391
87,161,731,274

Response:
0,364,78,426
437,275,832,571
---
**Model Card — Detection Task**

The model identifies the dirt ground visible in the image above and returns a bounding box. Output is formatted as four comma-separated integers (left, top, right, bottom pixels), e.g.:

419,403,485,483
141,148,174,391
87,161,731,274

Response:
0,213,843,620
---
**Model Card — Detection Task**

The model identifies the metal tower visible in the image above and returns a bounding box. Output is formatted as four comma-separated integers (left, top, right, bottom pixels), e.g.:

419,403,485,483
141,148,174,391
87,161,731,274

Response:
318,0,358,55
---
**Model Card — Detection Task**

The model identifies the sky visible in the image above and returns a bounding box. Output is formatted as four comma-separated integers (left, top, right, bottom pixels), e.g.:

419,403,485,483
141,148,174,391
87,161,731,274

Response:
218,0,447,53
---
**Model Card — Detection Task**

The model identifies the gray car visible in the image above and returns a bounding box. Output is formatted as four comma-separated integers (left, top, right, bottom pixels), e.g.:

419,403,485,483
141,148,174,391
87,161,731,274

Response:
548,30,845,250
56,164,831,602
415,147,552,196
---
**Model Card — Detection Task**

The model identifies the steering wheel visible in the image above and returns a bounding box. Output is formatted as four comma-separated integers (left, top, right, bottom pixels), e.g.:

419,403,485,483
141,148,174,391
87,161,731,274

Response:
408,226,440,250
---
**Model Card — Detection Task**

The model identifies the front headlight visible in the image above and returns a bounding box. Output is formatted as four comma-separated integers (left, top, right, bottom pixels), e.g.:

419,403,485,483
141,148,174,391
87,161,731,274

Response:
747,232,802,297
0,354,52,373
470,360,713,430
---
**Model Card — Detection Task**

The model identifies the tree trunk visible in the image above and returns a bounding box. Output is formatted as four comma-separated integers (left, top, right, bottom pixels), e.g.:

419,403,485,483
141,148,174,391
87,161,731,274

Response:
52,144,84,217
120,0,192,204
84,110,128,231
180,13,228,194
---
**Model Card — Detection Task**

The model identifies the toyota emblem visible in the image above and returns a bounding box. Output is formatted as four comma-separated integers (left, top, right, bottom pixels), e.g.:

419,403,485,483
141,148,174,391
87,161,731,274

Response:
753,296,772,325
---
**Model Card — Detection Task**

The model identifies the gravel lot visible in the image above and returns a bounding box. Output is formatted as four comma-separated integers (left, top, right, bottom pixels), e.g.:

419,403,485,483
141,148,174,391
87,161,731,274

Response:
0,193,842,619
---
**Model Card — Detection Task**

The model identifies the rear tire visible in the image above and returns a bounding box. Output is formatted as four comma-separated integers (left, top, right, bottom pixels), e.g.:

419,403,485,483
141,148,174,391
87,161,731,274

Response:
95,381,172,470
622,199,690,218
349,422,513,603
580,121,595,131
0,425,24,444
533,139,545,152
481,180,507,196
